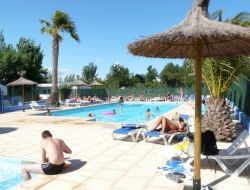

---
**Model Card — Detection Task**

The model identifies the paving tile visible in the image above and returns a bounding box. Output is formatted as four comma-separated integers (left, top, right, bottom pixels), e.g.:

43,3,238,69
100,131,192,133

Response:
113,176,147,190
77,178,113,190
94,168,124,180
39,179,77,190
147,174,183,189
105,160,134,170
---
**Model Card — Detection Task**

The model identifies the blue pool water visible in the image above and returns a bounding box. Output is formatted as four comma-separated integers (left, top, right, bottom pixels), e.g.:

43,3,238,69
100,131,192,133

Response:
0,157,27,190
51,102,180,124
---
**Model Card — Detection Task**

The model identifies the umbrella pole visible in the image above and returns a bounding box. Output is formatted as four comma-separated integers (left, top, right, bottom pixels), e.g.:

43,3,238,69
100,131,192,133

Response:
193,40,202,190
22,85,25,112
32,85,33,101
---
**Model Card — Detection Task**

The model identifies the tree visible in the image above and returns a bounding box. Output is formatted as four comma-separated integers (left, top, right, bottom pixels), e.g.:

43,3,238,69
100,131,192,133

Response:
0,31,6,50
0,45,20,84
145,65,158,87
16,38,47,83
230,12,250,27
160,62,180,86
82,62,97,83
201,11,250,141
209,9,224,22
40,10,80,105
106,64,130,88
178,60,195,87
64,74,76,83
0,34,47,84
202,57,250,141
130,73,146,87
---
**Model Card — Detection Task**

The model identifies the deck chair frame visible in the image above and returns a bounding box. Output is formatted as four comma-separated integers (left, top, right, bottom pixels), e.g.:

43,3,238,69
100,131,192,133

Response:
208,154,250,176
206,130,250,176
142,129,189,145
112,124,145,142
30,101,48,111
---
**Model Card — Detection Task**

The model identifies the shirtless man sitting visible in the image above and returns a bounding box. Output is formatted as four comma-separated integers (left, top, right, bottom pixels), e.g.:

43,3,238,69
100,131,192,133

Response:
22,130,72,181
149,113,185,134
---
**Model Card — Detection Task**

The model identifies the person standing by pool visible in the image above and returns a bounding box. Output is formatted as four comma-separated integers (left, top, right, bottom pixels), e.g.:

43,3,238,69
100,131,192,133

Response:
22,130,72,181
118,96,124,113
156,106,160,111
118,96,124,104
202,99,207,115
146,108,151,120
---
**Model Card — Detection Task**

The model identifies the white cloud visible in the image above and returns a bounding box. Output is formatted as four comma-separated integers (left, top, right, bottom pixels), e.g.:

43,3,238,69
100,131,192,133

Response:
45,67,79,79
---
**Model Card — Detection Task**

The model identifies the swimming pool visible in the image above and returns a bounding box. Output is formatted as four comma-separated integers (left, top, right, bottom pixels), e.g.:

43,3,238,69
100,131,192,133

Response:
51,102,180,124
0,157,34,190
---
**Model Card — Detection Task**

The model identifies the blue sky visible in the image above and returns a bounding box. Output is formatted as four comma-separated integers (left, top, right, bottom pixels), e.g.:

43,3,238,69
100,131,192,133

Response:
1,0,250,79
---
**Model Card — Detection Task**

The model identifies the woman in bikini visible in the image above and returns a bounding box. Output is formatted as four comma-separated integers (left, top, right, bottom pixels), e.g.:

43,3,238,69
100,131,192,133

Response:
150,113,185,133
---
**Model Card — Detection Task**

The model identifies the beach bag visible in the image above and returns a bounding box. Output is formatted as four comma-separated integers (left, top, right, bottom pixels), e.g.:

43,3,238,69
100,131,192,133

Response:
201,130,218,156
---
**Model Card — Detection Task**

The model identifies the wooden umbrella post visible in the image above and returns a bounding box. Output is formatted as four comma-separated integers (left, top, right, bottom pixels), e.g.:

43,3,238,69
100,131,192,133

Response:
193,40,202,190
31,85,33,101
22,85,25,112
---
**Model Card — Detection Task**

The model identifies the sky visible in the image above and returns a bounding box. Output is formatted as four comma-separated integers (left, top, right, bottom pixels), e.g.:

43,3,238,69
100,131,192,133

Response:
1,0,250,79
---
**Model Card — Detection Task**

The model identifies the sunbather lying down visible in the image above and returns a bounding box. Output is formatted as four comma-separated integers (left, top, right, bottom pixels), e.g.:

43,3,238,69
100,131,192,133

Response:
149,113,185,134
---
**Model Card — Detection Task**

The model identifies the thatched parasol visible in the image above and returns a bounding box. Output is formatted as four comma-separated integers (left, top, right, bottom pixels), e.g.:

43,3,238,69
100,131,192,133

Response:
68,80,89,96
90,81,103,97
90,80,103,87
68,80,89,87
128,0,250,189
7,76,38,111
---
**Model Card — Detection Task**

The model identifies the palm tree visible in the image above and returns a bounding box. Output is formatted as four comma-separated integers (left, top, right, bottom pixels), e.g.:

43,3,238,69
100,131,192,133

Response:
40,10,80,105
230,12,250,27
201,57,250,141
200,11,250,141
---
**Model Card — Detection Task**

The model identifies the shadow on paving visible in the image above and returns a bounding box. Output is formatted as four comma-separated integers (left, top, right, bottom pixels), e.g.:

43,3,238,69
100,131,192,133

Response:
62,159,87,174
0,127,17,134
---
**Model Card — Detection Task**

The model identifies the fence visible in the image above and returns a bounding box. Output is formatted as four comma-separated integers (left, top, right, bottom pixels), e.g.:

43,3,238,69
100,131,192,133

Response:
226,78,250,116
107,86,208,98
73,89,107,99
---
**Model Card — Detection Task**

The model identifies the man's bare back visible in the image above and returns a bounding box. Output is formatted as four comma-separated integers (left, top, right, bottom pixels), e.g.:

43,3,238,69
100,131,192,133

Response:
41,137,71,165
22,130,72,181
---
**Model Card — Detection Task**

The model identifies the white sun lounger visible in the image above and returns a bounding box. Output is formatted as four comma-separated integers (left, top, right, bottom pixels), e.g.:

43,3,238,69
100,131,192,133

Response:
30,101,48,111
112,124,146,142
207,130,250,176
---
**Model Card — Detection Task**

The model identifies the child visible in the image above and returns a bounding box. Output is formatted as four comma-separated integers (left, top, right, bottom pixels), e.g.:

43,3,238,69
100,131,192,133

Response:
146,108,151,119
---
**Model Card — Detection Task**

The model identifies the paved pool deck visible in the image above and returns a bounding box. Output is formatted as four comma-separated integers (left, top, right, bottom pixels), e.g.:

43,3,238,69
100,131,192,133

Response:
0,102,249,190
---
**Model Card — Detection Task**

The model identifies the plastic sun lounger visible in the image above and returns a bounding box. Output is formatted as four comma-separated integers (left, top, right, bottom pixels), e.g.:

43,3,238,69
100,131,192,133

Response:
30,101,48,111
143,129,189,145
142,114,190,145
112,124,145,142
206,130,250,176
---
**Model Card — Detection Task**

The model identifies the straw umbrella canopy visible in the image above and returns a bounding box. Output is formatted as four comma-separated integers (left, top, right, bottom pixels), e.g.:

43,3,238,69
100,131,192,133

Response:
68,80,89,96
7,76,38,111
90,80,103,88
68,80,89,87
90,81,103,97
128,0,250,189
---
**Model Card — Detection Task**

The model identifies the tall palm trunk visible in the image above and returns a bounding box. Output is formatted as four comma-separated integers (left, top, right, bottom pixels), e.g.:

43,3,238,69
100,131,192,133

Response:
202,98,236,142
51,37,59,105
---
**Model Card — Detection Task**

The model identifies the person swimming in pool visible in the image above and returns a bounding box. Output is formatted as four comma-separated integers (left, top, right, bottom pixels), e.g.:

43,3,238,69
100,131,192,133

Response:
22,130,72,181
146,108,151,120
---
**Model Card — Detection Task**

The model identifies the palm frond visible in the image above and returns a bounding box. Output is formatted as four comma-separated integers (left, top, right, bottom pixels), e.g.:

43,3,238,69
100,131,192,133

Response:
40,19,51,27
233,12,250,22
209,9,224,21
